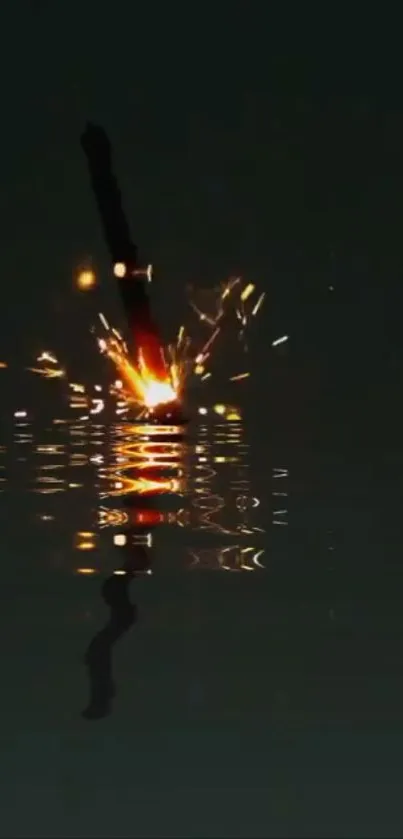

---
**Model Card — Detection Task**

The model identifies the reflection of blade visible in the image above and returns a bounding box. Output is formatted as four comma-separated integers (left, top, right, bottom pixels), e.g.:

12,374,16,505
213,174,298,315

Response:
82,545,151,720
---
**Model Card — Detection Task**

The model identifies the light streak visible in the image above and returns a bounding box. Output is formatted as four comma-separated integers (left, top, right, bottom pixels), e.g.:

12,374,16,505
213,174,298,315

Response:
229,372,250,382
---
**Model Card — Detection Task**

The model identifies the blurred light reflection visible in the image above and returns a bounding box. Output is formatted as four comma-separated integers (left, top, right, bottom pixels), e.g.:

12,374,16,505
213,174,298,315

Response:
1,405,287,573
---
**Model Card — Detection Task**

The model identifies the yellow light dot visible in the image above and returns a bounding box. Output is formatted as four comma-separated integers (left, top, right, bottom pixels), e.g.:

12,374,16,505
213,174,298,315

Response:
213,404,226,415
240,283,255,302
77,269,96,291
114,262,126,278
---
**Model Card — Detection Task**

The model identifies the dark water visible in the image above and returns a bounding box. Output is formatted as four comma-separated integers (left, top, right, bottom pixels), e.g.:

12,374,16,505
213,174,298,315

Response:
0,405,402,837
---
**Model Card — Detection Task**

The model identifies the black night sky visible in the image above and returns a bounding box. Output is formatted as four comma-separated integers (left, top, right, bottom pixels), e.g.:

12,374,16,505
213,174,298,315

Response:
1,4,403,836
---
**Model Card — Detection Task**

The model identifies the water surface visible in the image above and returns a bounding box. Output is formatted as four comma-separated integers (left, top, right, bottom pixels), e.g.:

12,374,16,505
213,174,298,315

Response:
0,407,402,837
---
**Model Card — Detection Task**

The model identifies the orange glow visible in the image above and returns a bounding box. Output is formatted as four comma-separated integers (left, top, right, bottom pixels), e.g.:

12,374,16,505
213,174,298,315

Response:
106,474,180,497
76,567,97,574
130,509,165,526
100,334,179,411
116,352,177,408
77,269,96,290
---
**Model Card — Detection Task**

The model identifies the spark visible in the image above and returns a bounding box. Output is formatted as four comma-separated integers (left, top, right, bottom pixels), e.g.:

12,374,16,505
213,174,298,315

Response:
27,366,65,379
38,351,58,364
229,372,250,382
252,293,265,316
272,335,288,347
240,283,255,302
99,312,110,331
199,327,220,357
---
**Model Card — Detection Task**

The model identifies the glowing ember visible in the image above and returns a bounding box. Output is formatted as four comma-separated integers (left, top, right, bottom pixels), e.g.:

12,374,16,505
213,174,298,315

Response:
77,269,96,290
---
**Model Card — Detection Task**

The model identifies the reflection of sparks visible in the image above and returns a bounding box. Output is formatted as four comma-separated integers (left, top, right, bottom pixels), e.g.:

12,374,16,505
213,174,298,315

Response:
100,430,185,498
188,545,265,572
102,475,180,497
90,399,104,415
18,413,268,572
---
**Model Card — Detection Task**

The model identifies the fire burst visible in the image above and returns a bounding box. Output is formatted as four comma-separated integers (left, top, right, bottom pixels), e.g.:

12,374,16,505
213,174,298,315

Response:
19,274,265,422
16,124,267,420
98,327,178,411
94,276,265,417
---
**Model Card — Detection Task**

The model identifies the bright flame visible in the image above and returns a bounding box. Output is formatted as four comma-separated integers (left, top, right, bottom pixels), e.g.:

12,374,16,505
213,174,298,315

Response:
99,334,178,410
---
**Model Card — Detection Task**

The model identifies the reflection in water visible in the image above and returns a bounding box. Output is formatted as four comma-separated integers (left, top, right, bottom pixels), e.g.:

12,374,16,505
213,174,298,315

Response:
1,407,288,572
82,543,151,720
0,407,288,720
